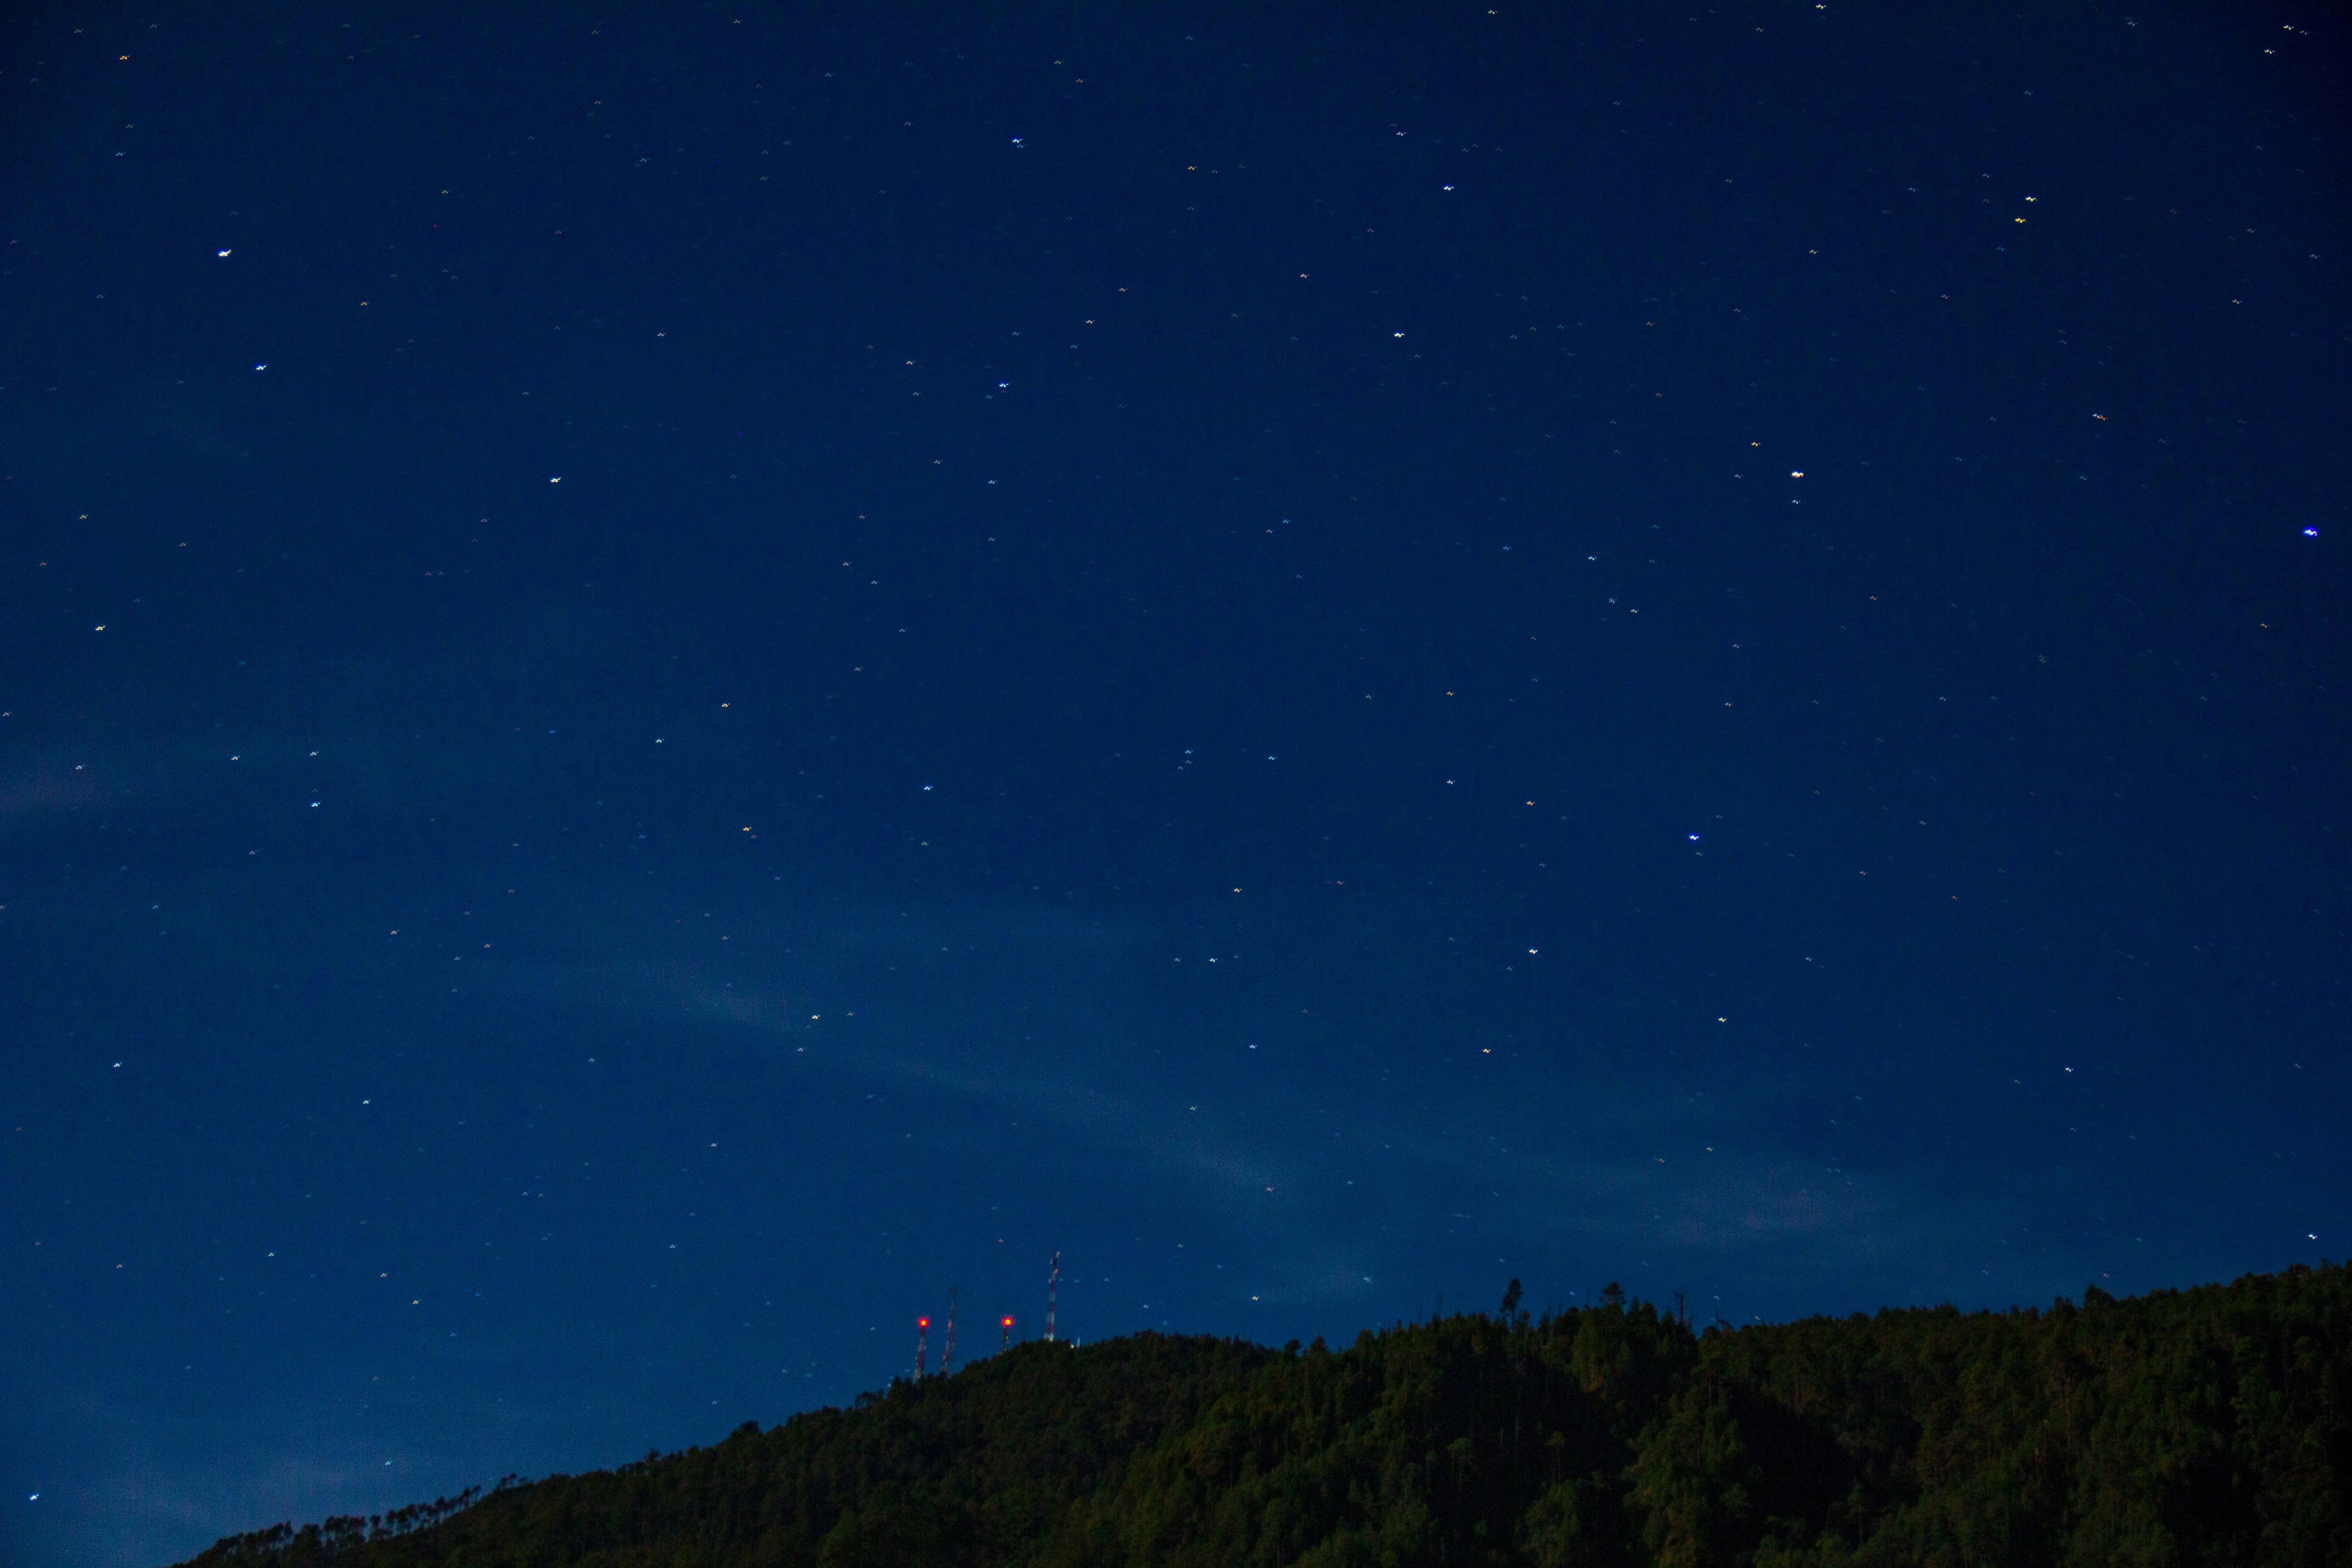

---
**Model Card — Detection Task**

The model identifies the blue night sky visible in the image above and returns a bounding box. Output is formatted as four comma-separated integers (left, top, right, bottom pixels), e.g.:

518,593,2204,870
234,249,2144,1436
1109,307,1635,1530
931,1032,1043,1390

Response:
2,4,2345,1563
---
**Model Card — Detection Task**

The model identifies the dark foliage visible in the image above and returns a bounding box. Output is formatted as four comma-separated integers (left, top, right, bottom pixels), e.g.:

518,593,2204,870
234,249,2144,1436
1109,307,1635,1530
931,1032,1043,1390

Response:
177,1264,2351,1568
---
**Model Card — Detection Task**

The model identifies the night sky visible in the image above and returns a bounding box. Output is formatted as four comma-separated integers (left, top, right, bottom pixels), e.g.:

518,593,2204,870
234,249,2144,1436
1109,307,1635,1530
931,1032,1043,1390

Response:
4,3,2347,1562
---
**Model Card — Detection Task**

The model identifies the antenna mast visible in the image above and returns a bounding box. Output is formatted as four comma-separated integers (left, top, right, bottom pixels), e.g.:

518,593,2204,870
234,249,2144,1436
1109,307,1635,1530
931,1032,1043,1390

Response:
916,1316,929,1378
1000,1314,1014,1351
1045,1250,1060,1342
943,1287,958,1374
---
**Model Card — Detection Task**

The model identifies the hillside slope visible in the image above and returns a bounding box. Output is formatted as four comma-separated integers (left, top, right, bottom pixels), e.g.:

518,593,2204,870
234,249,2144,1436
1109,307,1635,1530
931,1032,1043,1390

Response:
179,1264,2351,1567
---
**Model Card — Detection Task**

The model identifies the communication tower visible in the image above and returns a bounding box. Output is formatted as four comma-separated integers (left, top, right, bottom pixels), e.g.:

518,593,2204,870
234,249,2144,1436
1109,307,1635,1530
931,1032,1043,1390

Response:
916,1315,930,1378
943,1287,958,1374
1000,1314,1014,1350
1046,1250,1060,1343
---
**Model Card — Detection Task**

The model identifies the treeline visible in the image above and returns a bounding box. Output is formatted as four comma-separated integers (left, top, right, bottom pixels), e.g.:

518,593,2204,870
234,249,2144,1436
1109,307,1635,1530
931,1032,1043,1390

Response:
177,1262,2350,1567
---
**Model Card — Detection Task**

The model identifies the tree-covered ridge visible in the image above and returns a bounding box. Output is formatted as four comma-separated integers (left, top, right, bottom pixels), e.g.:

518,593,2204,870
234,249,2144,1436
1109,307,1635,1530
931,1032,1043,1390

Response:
178,1263,2350,1568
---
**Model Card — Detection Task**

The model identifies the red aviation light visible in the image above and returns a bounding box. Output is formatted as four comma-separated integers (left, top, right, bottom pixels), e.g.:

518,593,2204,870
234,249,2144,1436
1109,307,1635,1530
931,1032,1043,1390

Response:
918,1317,930,1328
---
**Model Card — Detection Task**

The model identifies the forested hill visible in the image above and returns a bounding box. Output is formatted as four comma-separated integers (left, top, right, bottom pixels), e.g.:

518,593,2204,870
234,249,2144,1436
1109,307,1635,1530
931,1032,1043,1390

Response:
178,1264,2350,1568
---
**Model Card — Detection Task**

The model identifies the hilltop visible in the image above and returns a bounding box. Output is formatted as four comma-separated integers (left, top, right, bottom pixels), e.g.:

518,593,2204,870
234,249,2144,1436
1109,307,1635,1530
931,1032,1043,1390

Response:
179,1263,2349,1567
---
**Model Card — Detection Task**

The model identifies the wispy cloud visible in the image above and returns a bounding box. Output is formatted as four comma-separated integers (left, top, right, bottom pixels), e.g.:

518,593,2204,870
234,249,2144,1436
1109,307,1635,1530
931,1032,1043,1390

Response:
485,900,1921,1303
